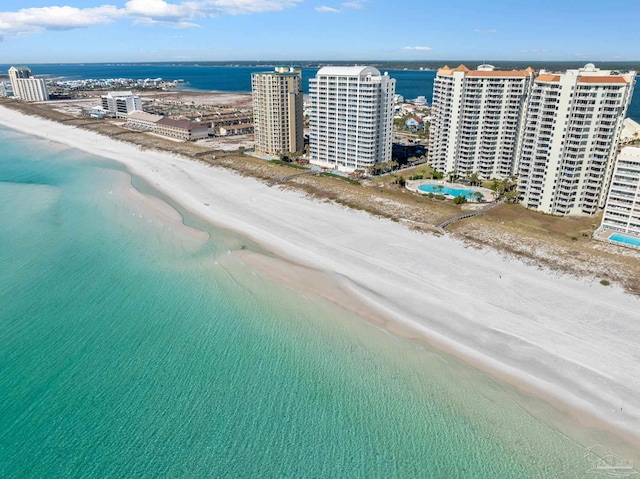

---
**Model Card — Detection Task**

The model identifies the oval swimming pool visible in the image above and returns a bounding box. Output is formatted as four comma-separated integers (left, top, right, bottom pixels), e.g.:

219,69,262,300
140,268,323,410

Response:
418,184,478,198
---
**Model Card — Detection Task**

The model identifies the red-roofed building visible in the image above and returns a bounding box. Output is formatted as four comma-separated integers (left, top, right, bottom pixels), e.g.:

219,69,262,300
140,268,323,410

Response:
518,64,636,215
429,64,536,179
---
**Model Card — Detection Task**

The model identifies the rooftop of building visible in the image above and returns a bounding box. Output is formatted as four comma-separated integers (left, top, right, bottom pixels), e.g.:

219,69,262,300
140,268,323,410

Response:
619,145,640,156
157,117,208,130
103,91,136,97
316,65,383,77
128,111,163,122
437,64,534,77
253,66,301,76
536,64,636,83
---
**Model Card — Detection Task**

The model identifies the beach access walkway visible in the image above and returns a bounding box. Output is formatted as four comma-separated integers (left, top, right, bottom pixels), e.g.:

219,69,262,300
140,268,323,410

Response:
437,200,503,230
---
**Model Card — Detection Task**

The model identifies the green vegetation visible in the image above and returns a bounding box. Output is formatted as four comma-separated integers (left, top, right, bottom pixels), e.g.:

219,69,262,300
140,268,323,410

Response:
466,172,481,186
472,191,484,202
319,172,361,185
453,195,467,205
489,177,519,202
367,160,400,176
600,279,611,286
271,159,307,170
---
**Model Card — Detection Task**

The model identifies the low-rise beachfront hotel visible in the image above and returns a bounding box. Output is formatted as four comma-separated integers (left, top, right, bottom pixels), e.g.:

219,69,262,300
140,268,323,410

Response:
126,111,163,131
154,117,210,141
8,66,49,102
101,91,143,118
600,146,640,239
251,66,304,157
517,64,635,215
429,64,535,179
309,66,395,172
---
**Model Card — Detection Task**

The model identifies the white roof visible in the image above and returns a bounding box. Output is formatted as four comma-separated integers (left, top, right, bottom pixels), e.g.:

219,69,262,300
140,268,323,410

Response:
107,91,135,97
316,66,381,77
128,111,163,122
621,118,640,141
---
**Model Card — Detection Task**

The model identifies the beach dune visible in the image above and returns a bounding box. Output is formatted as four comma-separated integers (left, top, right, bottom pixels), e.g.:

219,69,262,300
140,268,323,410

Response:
1,104,639,456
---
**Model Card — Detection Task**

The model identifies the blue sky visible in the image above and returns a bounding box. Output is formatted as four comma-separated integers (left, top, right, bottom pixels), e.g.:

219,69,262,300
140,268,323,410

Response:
1,0,638,63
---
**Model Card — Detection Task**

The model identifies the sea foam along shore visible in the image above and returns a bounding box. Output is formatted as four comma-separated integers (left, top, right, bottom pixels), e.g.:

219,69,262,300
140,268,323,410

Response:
1,104,640,453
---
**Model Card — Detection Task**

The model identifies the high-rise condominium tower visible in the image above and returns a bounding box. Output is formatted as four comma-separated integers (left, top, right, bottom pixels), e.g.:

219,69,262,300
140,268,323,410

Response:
309,66,395,172
517,64,635,215
599,146,640,237
8,66,49,102
428,64,535,179
251,66,304,157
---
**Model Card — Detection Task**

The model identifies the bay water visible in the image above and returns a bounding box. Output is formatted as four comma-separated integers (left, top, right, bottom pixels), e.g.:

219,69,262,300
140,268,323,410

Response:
0,125,625,477
1,63,638,121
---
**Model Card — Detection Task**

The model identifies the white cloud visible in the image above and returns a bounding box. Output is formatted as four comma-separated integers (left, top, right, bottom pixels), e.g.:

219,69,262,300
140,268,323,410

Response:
125,0,185,20
519,49,548,54
133,17,200,28
316,5,341,13
0,0,301,37
473,28,497,33
342,0,365,8
401,46,432,51
0,5,123,36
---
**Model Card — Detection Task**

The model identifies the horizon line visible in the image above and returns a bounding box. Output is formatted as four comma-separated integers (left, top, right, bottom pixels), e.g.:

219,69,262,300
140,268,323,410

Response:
2,59,640,66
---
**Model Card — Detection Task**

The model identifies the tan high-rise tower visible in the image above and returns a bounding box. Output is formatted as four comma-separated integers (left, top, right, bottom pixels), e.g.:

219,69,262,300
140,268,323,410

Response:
517,64,635,215
8,66,49,102
251,66,304,157
428,64,535,179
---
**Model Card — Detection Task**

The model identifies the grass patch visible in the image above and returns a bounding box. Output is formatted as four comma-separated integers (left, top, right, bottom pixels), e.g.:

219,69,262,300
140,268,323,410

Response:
319,172,361,185
480,203,600,241
600,279,611,286
270,160,307,170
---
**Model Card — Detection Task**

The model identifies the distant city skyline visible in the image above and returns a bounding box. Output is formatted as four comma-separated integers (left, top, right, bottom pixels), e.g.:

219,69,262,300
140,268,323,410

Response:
1,0,639,63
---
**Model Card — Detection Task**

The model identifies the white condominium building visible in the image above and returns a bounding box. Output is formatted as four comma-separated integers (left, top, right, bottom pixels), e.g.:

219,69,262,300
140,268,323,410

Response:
429,64,534,179
251,66,304,156
600,146,640,237
517,64,635,216
101,91,142,118
8,66,49,102
309,66,395,172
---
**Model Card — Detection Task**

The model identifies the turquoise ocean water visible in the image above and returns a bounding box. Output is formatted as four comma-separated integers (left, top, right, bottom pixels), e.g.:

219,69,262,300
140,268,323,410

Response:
0,125,621,477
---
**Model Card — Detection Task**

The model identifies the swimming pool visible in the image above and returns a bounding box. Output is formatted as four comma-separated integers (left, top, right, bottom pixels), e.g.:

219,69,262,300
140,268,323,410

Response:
609,233,640,248
418,184,478,198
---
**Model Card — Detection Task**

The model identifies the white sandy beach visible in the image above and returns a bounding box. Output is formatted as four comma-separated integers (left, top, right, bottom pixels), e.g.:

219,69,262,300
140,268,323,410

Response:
1,105,640,452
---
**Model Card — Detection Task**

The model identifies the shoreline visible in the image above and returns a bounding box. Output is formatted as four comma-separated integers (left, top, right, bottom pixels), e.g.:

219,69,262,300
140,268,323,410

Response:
1,105,640,458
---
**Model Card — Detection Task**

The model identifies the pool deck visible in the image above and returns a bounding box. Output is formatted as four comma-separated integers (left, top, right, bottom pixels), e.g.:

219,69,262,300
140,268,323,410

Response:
593,228,640,250
406,180,495,203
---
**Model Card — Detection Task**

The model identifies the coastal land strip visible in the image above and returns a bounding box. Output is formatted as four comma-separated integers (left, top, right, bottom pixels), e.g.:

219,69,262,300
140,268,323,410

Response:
1,97,640,461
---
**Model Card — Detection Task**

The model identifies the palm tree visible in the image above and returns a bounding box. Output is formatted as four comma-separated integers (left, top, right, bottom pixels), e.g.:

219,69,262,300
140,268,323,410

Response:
468,172,480,187
505,189,519,202
490,178,503,194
